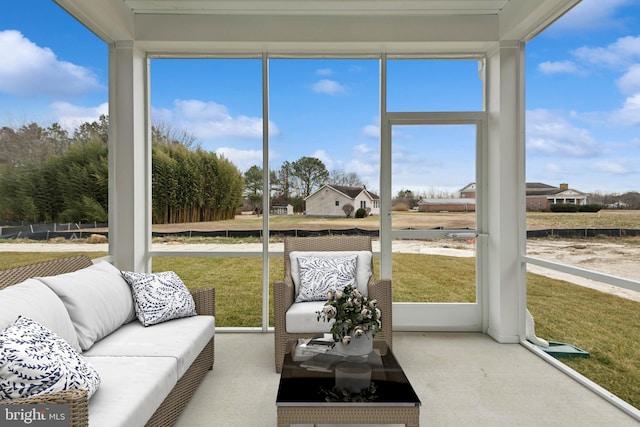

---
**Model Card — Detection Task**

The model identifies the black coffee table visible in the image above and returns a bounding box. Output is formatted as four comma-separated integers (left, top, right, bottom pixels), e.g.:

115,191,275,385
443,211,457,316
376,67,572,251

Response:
276,342,421,426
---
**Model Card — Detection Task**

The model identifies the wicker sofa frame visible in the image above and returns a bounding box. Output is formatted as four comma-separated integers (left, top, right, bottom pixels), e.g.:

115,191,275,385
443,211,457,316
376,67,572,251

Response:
0,255,215,427
273,235,392,373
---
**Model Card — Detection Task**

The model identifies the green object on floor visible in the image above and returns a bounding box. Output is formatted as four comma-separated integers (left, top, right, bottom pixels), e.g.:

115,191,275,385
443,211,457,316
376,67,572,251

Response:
542,341,590,359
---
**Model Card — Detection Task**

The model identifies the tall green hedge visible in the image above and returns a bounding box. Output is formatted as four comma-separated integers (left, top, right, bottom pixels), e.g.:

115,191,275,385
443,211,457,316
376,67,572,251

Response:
0,126,244,224
151,141,243,224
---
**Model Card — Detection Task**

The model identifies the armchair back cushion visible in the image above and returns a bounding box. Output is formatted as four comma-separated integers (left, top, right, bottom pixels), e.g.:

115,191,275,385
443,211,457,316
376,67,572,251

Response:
295,254,357,302
289,250,373,298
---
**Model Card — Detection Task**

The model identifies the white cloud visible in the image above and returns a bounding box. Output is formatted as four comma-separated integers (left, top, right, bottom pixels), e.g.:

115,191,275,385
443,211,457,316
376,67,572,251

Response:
526,109,599,157
549,0,634,33
0,30,102,97
352,144,377,158
538,60,580,75
610,93,640,126
572,35,640,69
214,147,262,173
51,102,108,132
590,160,630,174
312,149,334,170
543,163,566,176
616,64,640,95
361,124,379,138
315,68,333,76
311,79,347,95
153,99,279,140
344,144,378,181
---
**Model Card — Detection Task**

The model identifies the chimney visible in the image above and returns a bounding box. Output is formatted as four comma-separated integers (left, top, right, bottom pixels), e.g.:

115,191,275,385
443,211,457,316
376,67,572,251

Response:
559,183,569,190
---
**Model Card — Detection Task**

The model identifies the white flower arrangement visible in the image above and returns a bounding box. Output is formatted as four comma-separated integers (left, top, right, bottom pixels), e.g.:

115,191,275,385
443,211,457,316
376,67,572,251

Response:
316,284,381,345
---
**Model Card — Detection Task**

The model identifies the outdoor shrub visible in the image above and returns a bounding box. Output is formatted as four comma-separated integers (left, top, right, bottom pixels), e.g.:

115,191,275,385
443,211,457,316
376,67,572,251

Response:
550,204,579,212
578,204,603,212
342,203,355,218
392,202,409,211
355,208,367,218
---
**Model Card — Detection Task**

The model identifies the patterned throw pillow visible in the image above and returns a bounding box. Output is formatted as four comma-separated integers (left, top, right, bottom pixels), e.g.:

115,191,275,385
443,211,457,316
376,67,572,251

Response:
295,255,357,302
121,271,197,327
0,316,101,401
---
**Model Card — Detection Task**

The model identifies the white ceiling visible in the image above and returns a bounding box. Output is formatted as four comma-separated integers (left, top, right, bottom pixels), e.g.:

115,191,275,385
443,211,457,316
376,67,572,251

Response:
123,0,512,16
54,0,581,54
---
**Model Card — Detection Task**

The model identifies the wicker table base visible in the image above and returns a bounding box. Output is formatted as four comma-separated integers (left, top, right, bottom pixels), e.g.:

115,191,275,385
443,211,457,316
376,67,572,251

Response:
277,405,419,427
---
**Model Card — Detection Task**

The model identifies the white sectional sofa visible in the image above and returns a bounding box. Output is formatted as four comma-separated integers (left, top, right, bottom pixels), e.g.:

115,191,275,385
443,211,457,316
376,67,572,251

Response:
0,255,215,427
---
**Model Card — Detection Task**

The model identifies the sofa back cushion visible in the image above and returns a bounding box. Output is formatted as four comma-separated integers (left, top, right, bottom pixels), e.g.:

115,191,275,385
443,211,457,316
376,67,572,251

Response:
0,278,82,352
289,250,373,297
38,261,136,351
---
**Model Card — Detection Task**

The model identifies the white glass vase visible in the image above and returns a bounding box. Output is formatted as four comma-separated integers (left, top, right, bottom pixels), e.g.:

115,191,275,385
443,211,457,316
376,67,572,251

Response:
334,332,373,356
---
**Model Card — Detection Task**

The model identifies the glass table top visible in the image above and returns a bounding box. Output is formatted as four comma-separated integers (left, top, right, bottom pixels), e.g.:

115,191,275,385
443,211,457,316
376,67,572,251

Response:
277,342,421,407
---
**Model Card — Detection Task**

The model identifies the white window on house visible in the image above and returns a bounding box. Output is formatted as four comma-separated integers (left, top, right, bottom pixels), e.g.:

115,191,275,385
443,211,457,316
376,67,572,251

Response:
360,201,366,209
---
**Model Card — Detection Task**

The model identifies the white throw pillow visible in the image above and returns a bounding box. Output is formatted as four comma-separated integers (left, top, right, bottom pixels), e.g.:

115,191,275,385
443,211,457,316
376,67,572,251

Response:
0,316,100,401
121,271,197,327
295,255,357,302
0,279,82,352
289,251,373,296
38,261,136,351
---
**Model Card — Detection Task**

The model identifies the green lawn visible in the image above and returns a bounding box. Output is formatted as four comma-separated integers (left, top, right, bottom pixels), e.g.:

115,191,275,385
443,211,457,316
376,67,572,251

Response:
0,251,638,410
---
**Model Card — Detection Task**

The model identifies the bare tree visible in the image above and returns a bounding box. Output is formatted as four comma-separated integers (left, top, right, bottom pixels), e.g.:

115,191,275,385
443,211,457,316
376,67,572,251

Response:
329,169,365,187
153,121,198,149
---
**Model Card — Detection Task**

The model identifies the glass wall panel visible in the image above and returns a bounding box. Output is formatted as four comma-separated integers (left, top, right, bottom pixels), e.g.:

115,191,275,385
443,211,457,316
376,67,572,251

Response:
390,124,477,303
387,59,482,112
152,257,268,328
150,58,264,327
525,33,640,287
150,58,263,233
268,58,380,232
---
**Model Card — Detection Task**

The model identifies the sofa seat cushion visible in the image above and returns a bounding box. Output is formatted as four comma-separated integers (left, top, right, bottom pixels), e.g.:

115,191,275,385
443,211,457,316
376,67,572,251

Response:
85,356,177,427
84,315,214,378
0,279,81,352
286,301,334,334
37,261,136,351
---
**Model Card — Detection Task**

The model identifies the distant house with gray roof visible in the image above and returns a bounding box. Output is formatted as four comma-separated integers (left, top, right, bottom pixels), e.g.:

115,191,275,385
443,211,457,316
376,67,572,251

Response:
304,185,380,217
418,182,587,212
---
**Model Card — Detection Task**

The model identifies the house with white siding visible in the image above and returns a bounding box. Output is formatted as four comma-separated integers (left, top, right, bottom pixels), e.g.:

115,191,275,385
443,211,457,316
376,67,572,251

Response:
304,185,380,217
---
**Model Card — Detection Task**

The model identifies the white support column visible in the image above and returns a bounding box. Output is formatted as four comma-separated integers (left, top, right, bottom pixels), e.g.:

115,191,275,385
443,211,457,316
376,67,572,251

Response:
485,41,526,343
108,41,149,272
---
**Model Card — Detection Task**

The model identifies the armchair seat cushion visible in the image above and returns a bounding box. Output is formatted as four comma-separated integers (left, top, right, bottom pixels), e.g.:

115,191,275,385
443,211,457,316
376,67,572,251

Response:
285,301,334,334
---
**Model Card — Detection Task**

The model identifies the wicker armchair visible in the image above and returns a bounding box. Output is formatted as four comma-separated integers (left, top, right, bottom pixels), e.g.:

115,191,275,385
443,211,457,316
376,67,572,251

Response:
273,235,392,372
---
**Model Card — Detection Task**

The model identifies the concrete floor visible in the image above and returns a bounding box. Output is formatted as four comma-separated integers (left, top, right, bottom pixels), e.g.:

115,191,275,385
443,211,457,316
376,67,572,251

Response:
175,332,639,427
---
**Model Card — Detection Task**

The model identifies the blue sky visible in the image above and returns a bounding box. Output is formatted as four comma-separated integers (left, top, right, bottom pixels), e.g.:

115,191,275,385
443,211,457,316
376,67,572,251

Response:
1,0,639,196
